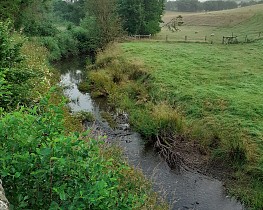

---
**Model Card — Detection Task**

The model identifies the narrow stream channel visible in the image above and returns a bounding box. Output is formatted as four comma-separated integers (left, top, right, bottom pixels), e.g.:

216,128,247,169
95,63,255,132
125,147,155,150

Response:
55,57,245,210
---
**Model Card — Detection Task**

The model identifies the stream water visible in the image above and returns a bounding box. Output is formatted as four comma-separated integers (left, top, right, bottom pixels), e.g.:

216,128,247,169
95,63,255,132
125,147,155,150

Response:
56,57,245,210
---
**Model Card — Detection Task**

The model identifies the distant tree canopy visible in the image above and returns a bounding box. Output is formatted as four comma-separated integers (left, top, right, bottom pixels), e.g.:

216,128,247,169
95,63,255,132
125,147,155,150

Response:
53,0,86,24
165,0,239,12
0,0,165,55
117,0,165,35
52,0,165,35
0,0,52,29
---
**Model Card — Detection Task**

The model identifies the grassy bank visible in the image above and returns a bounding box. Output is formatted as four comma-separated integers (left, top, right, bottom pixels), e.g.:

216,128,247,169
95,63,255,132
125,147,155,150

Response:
86,38,263,208
85,6,263,208
0,25,167,209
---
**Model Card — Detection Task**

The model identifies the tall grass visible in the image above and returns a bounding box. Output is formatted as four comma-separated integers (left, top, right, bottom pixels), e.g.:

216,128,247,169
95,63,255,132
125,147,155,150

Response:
86,40,263,208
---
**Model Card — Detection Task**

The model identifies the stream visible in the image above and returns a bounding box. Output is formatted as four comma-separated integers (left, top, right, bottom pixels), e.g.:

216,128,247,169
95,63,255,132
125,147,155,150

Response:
55,57,245,210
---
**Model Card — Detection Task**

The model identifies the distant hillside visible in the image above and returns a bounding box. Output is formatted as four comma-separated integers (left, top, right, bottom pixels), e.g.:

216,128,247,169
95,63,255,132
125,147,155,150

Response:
165,0,263,12
164,4,263,27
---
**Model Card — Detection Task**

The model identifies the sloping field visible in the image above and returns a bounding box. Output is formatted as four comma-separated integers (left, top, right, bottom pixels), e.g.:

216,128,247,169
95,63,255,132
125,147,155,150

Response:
163,4,263,26
158,4,263,43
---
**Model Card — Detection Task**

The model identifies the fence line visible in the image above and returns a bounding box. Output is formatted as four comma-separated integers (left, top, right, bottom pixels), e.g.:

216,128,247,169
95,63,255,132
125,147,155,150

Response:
159,31,262,44
130,34,152,39
126,31,262,44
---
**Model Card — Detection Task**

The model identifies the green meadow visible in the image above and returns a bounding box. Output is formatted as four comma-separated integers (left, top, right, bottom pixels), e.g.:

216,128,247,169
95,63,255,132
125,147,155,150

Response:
85,4,263,208
119,5,263,207
121,40,263,157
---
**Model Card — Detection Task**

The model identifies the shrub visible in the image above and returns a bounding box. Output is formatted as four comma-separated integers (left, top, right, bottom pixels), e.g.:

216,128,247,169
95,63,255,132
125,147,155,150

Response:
0,21,39,110
0,98,161,209
71,27,93,53
55,31,78,57
23,20,58,37
38,36,62,61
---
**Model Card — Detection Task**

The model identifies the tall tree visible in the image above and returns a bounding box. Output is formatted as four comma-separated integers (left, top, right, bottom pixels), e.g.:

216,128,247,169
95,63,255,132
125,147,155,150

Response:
142,0,164,34
85,0,122,47
117,0,164,35
117,0,145,35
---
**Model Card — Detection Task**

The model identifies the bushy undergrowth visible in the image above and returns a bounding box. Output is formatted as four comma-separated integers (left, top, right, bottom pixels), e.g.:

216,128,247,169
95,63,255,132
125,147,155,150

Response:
0,21,45,110
0,96,163,209
87,47,184,140
0,21,167,210
35,16,103,61
37,24,101,61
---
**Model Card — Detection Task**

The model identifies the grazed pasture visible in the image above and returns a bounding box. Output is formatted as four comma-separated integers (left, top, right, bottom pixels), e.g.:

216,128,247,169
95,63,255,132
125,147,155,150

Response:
157,4,263,43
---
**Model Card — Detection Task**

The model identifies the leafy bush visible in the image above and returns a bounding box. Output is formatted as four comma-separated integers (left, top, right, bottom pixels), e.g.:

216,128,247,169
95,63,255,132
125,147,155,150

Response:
0,96,161,209
0,21,39,110
38,36,62,61
71,26,93,53
0,21,23,68
55,31,78,57
23,20,58,37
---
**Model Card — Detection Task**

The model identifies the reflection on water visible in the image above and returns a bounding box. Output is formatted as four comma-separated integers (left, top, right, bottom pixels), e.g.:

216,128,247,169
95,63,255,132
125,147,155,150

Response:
55,57,245,210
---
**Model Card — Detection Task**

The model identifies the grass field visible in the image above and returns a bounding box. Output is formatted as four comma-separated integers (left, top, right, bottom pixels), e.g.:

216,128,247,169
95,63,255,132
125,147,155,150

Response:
119,5,263,208
156,4,263,43
87,5,263,208
122,40,263,151
120,39,263,209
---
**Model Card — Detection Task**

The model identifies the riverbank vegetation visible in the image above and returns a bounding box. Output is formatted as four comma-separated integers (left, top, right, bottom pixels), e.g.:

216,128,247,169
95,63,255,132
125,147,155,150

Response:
87,39,263,209
85,5,263,208
0,0,168,208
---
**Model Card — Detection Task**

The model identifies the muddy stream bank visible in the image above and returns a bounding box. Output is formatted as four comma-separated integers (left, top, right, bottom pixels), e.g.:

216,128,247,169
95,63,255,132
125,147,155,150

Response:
55,57,245,210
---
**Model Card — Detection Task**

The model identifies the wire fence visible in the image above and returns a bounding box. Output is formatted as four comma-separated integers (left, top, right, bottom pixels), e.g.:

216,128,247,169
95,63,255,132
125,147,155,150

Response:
128,31,263,44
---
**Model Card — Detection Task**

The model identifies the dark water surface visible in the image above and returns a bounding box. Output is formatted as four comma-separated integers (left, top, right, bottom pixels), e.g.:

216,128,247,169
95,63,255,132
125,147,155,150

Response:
55,57,245,210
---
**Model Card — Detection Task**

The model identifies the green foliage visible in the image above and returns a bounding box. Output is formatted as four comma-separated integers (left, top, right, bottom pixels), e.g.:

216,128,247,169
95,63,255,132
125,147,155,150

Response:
52,0,86,25
38,36,62,60
117,0,164,35
86,0,122,48
0,71,12,104
0,0,53,30
56,31,78,57
87,42,263,208
0,21,22,68
0,96,161,209
38,29,80,61
0,21,39,110
0,28,166,209
71,25,100,54
24,20,58,37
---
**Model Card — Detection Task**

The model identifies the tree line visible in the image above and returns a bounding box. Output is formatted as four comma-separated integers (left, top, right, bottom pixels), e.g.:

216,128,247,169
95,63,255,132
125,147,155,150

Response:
0,0,164,60
165,0,263,12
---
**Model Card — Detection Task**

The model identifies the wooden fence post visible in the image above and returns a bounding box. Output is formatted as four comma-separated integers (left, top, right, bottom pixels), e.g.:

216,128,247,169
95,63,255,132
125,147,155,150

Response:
185,36,187,41
166,35,168,42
